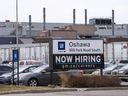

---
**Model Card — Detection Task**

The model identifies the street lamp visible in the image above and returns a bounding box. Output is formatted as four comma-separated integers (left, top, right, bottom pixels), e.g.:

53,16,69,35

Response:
15,0,19,85
112,10,115,62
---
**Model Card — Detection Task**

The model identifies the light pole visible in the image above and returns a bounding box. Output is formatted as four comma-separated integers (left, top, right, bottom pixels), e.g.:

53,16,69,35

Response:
16,0,19,46
16,0,19,85
112,10,115,63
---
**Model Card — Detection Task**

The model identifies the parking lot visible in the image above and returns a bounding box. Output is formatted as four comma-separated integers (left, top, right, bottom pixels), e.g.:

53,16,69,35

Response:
1,59,128,86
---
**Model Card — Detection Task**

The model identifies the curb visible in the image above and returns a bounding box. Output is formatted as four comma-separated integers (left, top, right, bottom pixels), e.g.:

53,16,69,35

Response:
0,88,77,95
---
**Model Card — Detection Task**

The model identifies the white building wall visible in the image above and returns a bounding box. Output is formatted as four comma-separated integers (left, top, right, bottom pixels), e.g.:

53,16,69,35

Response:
0,43,49,64
95,24,128,36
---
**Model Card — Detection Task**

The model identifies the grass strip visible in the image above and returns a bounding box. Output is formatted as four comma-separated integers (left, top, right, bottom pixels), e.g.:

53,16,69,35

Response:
0,84,52,93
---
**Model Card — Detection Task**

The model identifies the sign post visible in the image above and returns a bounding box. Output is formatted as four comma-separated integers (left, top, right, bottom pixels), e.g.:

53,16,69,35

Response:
49,38,53,85
12,49,19,85
12,49,19,62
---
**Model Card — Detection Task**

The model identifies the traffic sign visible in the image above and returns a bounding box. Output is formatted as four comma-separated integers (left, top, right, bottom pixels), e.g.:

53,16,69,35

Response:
12,49,19,62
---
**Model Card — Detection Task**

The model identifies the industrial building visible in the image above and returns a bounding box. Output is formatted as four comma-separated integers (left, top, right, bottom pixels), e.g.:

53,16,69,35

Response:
0,17,128,62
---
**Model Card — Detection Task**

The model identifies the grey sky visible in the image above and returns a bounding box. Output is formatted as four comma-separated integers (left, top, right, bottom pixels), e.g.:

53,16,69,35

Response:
0,0,128,24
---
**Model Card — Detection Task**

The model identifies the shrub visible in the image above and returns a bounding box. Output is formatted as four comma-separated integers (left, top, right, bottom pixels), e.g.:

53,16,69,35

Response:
59,74,121,87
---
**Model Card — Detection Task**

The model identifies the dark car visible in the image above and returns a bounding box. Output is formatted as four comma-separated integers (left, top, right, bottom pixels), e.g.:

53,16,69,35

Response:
0,65,40,84
0,65,13,75
12,64,82,86
2,60,12,64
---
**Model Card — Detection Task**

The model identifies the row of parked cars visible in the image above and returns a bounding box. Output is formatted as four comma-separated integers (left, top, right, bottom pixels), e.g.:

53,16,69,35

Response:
0,60,82,86
92,60,128,77
1,59,128,86
105,60,128,75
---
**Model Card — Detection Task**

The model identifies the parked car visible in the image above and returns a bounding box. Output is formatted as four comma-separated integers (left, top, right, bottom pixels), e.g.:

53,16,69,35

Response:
111,64,128,81
111,64,128,75
2,60,12,64
116,64,128,75
12,64,82,86
119,60,128,64
104,61,114,68
19,60,43,66
0,65,40,84
111,69,121,75
91,62,114,75
0,65,13,75
1,60,12,67
103,63,125,75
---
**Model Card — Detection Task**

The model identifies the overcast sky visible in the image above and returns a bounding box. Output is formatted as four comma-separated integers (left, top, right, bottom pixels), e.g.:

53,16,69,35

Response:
0,0,128,24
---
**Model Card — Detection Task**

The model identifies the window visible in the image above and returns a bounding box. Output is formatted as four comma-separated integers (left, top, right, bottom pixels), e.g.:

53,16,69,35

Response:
99,27,106,29
0,66,12,71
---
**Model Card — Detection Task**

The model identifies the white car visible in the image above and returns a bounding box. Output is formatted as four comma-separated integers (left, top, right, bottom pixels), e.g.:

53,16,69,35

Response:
19,60,43,66
92,62,114,75
116,64,128,75
104,64,125,75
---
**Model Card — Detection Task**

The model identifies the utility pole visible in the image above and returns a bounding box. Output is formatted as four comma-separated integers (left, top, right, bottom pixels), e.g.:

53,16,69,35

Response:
73,9,76,25
43,8,46,30
16,0,19,85
85,9,87,24
29,15,32,37
112,10,115,63
16,0,19,46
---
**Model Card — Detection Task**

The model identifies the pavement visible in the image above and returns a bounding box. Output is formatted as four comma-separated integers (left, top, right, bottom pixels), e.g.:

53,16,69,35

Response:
1,85,128,95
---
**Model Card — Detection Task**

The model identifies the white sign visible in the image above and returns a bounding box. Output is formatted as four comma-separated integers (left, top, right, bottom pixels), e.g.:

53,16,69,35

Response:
53,39,103,54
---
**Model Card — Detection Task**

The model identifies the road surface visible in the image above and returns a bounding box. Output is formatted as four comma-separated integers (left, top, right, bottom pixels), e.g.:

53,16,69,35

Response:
1,90,128,96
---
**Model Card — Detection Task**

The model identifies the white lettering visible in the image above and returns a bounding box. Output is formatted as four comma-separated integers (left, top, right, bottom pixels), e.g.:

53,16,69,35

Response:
75,56,81,63
75,55,101,63
83,56,88,62
56,56,73,63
